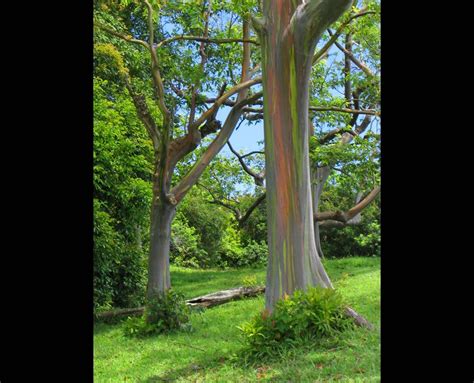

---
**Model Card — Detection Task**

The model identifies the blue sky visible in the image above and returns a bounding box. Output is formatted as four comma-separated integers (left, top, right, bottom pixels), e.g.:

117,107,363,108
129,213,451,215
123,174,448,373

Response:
217,105,264,157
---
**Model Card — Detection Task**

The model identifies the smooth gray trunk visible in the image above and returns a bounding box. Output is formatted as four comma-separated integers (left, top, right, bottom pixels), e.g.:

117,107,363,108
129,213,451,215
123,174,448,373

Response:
146,200,176,300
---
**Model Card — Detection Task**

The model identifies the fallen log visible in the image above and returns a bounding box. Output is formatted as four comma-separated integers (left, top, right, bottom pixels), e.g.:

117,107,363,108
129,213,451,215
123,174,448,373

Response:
95,286,374,330
95,285,265,320
186,286,265,308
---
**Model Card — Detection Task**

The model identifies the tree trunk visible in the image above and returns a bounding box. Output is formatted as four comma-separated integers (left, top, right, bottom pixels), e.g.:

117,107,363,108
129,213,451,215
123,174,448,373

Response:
146,195,176,301
260,0,351,311
311,165,331,259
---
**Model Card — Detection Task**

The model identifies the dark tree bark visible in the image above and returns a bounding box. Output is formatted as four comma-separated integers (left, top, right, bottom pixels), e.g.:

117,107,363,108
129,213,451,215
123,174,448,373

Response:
256,0,352,311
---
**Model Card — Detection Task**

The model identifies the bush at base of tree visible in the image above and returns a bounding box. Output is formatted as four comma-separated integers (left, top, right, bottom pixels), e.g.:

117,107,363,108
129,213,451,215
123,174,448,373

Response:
123,290,191,337
238,287,353,361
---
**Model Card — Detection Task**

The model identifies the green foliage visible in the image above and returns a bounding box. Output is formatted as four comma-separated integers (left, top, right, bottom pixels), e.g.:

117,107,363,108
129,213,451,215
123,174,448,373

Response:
217,224,245,267
241,240,268,266
123,290,191,337
93,199,121,310
354,220,380,255
240,275,258,288
239,196,268,245
94,42,129,79
319,186,380,258
94,200,148,312
170,212,208,268
93,76,152,312
238,287,353,361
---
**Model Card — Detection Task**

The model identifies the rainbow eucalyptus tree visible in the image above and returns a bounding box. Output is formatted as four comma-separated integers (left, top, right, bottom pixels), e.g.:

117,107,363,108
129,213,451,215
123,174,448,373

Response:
252,0,353,311
94,0,262,311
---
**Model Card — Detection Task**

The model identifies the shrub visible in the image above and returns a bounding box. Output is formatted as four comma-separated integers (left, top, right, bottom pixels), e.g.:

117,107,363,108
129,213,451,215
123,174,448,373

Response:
242,240,268,266
123,290,191,337
238,287,353,360
217,225,245,267
170,213,208,268
241,275,258,288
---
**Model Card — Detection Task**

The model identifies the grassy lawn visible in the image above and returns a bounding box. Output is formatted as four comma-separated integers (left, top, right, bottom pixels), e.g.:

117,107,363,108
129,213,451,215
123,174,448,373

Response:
94,257,380,382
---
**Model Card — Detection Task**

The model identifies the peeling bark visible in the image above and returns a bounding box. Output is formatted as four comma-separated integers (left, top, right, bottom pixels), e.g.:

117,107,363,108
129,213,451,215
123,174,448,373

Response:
260,0,352,311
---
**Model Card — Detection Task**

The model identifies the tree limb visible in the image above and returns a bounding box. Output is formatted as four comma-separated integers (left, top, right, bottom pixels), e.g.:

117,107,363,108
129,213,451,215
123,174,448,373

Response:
198,183,242,219
241,150,265,159
94,22,150,49
319,128,357,144
170,22,259,204
189,77,262,131
328,29,376,78
227,141,264,186
310,106,379,116
143,0,155,47
247,105,378,116
292,0,352,45
315,186,380,223
238,193,266,227
171,91,263,203
311,8,376,65
124,79,160,151
156,36,258,48
187,1,212,131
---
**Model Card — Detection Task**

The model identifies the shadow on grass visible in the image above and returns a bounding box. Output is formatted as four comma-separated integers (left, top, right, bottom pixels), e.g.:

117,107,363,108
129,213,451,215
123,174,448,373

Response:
94,322,118,335
137,357,225,383
327,265,379,282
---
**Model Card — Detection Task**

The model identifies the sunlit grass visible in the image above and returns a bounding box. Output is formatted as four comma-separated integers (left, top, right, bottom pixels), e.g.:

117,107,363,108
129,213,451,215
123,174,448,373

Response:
94,257,380,382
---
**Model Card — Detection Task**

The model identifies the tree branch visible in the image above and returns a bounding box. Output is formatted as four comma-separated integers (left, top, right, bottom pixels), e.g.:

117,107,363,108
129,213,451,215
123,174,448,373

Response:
198,183,242,219
319,128,356,144
187,1,212,131
311,8,376,65
292,0,352,45
227,141,265,186
310,106,379,115
170,22,259,204
328,29,376,78
156,36,258,48
315,186,380,223
205,98,263,106
143,0,155,47
238,193,266,227
241,150,265,159
189,77,262,131
171,91,263,203
124,79,160,151
94,22,150,49
244,105,378,115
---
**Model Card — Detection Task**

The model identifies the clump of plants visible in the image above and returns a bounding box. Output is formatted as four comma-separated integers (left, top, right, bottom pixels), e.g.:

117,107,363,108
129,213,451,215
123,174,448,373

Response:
123,290,191,337
241,275,259,288
238,287,353,360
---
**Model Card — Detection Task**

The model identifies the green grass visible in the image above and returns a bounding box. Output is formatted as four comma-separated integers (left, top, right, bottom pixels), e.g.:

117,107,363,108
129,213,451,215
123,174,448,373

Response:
94,257,380,382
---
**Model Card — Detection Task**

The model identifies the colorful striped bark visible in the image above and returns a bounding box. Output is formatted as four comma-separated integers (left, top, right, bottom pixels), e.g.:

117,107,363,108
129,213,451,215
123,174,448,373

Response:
260,0,351,310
